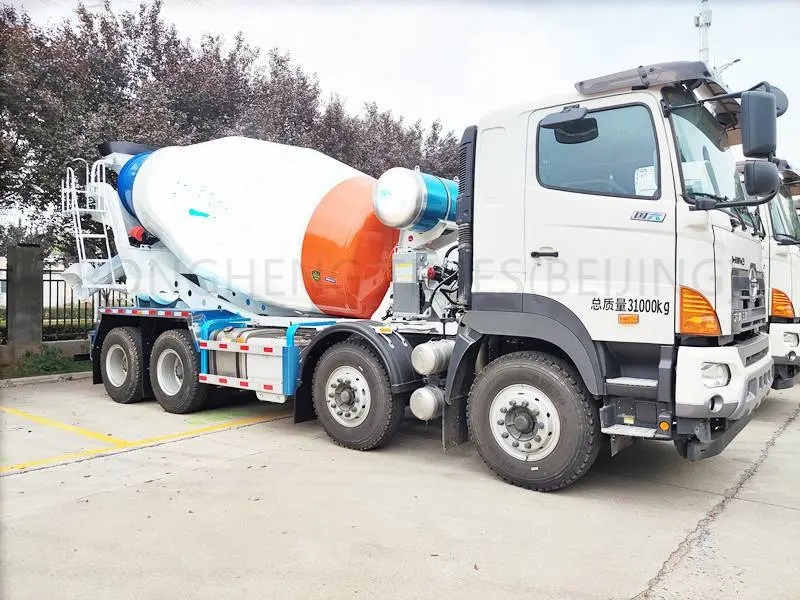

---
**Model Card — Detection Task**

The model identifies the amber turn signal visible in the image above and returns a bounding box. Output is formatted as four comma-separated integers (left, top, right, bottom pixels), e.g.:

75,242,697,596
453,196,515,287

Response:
679,286,721,336
771,288,795,319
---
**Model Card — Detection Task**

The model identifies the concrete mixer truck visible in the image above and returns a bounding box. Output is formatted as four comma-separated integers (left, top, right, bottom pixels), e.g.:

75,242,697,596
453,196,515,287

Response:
61,61,787,491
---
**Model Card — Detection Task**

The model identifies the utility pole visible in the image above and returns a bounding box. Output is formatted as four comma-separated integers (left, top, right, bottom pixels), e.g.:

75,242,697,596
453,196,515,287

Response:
695,0,712,66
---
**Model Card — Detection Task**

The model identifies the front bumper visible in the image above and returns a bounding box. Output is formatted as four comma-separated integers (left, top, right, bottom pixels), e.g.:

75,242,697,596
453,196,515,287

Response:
768,322,800,366
675,333,773,421
684,407,755,460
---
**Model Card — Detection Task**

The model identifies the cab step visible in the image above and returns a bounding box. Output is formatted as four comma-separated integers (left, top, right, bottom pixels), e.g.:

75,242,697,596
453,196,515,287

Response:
601,424,658,438
605,377,658,400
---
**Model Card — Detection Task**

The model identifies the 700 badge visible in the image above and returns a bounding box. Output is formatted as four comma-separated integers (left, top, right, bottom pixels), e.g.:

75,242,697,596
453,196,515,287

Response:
591,296,670,316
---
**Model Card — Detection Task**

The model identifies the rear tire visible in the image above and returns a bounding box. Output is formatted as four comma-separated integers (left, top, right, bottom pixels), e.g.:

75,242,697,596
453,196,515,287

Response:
312,340,404,450
100,327,144,404
467,351,600,491
149,329,208,414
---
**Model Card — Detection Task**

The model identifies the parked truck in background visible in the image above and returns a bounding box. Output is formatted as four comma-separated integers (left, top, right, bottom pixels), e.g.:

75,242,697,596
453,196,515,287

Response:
62,61,787,491
741,161,800,389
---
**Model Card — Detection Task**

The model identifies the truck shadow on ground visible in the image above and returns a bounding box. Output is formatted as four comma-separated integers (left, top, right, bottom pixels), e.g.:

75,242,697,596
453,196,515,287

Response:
204,391,790,496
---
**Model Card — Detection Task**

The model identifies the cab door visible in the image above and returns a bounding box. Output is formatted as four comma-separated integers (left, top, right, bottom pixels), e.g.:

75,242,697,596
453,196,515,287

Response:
524,93,677,344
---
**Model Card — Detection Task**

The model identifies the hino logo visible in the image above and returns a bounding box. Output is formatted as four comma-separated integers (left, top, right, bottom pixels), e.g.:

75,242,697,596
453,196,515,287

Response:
749,266,760,299
732,256,746,266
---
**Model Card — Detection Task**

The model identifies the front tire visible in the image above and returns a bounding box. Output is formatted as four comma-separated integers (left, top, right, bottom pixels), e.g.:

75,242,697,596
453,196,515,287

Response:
100,327,144,404
312,340,404,450
467,351,600,491
149,329,208,414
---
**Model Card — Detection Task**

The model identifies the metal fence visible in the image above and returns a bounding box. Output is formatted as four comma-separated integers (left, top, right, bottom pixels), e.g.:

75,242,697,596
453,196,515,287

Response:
42,266,132,341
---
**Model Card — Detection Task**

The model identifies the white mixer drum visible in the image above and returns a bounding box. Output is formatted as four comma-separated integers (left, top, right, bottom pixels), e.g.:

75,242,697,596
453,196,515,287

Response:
117,136,399,318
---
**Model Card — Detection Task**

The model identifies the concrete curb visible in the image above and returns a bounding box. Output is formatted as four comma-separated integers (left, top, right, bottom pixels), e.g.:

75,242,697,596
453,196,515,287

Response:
0,371,93,389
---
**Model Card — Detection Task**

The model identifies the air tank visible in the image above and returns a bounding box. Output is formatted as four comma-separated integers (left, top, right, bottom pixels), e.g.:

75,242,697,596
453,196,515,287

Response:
117,136,399,318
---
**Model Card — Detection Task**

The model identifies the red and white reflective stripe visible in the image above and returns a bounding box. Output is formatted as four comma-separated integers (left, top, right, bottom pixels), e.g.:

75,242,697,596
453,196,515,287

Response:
99,307,191,318
199,373,277,392
197,339,280,354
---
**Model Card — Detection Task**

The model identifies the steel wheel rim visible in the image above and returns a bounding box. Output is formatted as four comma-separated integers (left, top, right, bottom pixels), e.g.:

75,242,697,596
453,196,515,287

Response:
489,384,561,462
325,365,371,428
157,349,184,396
105,344,128,388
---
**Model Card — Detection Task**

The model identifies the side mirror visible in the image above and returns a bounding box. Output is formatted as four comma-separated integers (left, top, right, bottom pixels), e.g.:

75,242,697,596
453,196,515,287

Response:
752,83,789,117
773,87,789,117
541,106,588,128
541,107,598,144
743,159,779,197
553,118,599,144
741,90,777,158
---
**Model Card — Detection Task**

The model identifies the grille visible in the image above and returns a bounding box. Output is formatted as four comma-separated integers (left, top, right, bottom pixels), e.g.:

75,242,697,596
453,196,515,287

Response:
731,266,767,334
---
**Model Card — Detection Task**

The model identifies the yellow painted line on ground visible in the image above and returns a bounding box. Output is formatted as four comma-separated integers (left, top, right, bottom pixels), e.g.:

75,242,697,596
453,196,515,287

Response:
132,414,287,445
0,447,115,474
0,412,290,475
0,405,131,447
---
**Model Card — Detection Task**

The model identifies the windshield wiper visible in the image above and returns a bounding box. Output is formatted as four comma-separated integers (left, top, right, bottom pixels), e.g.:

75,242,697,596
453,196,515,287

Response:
719,207,747,231
752,209,767,239
775,232,800,245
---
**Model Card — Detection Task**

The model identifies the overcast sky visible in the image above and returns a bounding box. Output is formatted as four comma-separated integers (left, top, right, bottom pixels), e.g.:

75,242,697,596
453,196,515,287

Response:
13,0,800,162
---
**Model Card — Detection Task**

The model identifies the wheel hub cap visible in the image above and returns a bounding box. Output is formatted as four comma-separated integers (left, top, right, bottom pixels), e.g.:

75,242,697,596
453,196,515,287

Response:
490,384,561,462
512,412,534,434
156,349,184,396
105,344,128,388
325,366,371,428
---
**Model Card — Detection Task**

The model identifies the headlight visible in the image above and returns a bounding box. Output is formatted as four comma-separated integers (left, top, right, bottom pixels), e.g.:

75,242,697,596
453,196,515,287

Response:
700,362,731,388
783,332,799,348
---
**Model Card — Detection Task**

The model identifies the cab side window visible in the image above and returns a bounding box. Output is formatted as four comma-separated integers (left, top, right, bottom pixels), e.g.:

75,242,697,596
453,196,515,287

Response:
537,104,660,199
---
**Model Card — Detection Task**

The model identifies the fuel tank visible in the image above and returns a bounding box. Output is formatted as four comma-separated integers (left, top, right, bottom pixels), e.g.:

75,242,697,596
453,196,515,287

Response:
117,136,399,318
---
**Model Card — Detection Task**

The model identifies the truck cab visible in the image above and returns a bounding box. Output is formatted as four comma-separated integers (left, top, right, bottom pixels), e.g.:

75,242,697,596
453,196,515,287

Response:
445,61,785,488
753,161,800,388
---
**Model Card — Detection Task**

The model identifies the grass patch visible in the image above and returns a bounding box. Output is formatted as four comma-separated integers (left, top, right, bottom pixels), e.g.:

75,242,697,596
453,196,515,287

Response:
0,345,91,379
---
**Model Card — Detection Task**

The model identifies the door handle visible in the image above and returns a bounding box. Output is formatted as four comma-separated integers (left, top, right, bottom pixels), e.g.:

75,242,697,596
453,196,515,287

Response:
531,249,559,258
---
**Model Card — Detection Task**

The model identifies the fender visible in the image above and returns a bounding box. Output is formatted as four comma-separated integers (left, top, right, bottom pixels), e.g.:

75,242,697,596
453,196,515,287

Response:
294,321,423,423
441,296,606,449
445,294,606,400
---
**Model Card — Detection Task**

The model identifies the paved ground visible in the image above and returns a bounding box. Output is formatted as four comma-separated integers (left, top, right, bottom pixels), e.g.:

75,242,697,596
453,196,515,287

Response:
1,378,798,600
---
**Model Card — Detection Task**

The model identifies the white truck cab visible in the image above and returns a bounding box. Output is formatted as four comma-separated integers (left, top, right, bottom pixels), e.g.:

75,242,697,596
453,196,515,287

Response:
753,162,800,388
445,61,787,487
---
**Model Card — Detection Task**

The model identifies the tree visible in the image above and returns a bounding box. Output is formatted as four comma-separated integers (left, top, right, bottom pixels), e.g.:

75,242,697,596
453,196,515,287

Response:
0,0,461,258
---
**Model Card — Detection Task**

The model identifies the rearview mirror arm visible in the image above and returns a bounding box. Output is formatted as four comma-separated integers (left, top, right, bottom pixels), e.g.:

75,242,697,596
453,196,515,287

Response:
663,82,779,115
687,191,778,211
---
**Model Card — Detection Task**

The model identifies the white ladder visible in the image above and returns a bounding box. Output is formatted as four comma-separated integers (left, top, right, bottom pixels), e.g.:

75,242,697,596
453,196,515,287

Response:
60,160,126,291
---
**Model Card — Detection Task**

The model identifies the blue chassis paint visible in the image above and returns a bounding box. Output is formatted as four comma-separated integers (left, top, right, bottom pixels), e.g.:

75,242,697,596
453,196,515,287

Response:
190,309,333,396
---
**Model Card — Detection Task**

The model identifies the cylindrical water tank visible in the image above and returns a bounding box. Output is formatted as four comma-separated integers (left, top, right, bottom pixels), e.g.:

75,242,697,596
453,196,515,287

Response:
373,167,458,232
117,136,399,318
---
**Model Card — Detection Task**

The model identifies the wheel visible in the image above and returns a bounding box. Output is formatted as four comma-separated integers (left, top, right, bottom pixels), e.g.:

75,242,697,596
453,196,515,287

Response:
100,327,144,404
467,351,600,491
312,340,404,450
149,329,208,414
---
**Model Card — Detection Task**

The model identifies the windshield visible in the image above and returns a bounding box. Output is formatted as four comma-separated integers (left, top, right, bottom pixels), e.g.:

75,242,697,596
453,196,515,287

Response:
665,88,745,204
769,186,800,240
